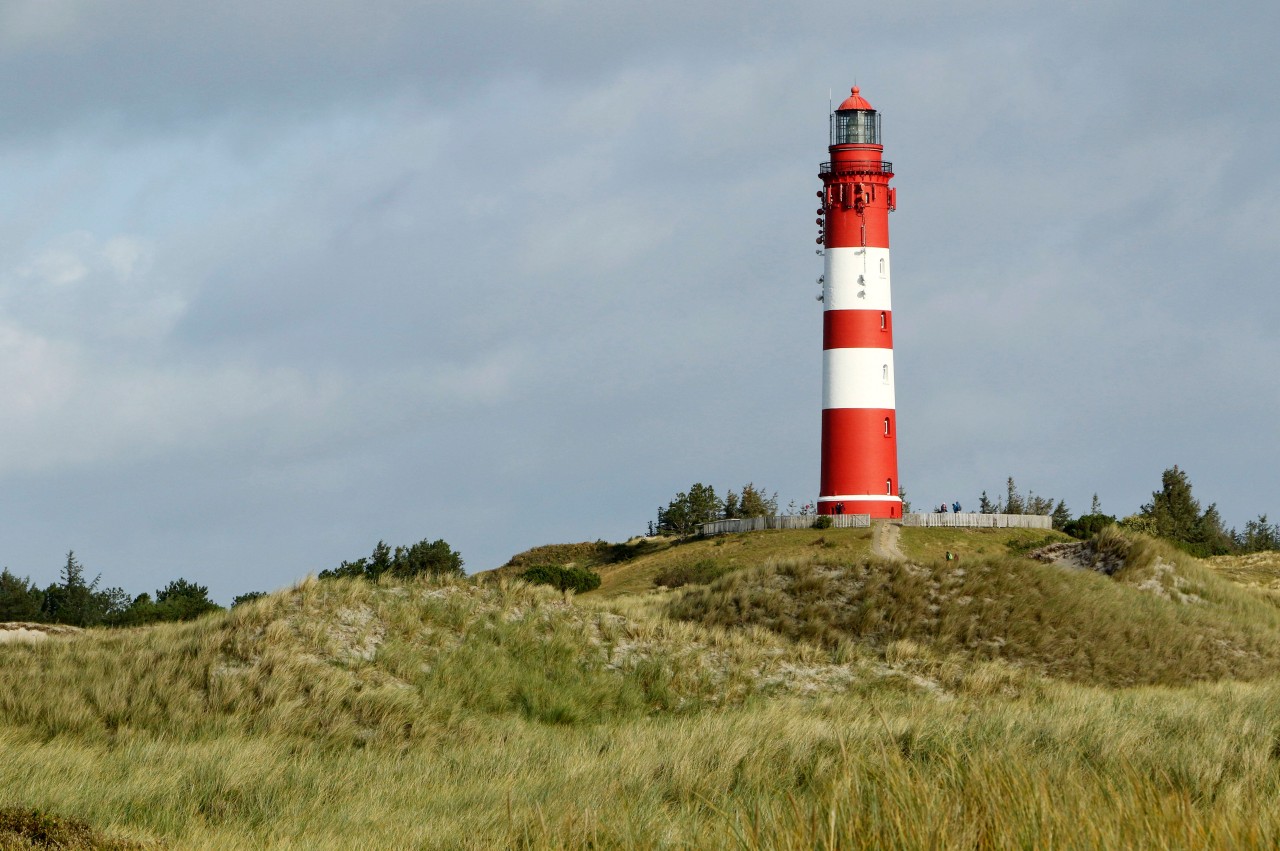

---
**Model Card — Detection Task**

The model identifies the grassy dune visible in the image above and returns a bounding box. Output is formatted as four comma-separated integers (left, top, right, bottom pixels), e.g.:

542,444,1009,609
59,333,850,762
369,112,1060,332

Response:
3,528,1280,847
671,530,1280,687
494,525,1066,597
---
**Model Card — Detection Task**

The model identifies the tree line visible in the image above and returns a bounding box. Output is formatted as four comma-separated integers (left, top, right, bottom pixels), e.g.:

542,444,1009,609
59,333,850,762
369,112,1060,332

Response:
981,467,1275,556
1,535,466,628
654,483,780,536
317,537,464,581
653,467,1279,556
0,551,223,627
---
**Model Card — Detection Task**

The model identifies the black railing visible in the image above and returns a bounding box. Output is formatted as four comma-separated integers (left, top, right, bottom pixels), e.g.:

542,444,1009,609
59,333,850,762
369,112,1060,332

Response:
820,161,893,176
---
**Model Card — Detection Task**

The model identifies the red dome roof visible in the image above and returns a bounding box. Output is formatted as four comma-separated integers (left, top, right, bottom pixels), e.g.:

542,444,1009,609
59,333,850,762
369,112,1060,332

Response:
836,86,874,112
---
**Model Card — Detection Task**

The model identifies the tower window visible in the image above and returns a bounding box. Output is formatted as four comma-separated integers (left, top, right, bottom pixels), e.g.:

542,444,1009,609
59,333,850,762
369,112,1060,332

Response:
884,417,891,436
879,258,886,276
882,364,889,382
880,311,886,330
886,478,893,495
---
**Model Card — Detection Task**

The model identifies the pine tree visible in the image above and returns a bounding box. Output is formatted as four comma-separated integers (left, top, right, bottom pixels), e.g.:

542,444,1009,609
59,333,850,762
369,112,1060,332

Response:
0,568,44,621
738,483,778,518
657,483,723,535
1140,466,1234,555
1239,515,1280,552
42,551,105,627
1141,466,1203,543
1004,478,1025,515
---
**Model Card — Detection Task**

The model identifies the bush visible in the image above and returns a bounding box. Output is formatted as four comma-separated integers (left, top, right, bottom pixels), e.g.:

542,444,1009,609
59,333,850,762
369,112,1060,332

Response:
1063,514,1118,540
654,559,730,589
0,806,145,850
520,565,602,594
813,515,833,529
503,540,654,570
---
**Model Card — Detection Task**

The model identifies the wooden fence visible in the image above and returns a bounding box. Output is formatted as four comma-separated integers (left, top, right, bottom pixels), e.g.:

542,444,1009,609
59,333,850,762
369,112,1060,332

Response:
698,512,1051,535
699,514,872,535
901,512,1052,529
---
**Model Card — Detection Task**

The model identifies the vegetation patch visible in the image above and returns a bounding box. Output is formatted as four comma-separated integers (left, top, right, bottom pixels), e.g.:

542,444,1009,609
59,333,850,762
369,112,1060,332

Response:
496,539,667,580
669,532,1280,688
0,576,879,746
519,564,602,593
1207,551,1280,593
0,807,149,850
653,559,732,589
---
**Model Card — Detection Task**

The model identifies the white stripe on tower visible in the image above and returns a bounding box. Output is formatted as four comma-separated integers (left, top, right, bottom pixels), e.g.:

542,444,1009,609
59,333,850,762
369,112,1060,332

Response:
823,248,892,310
822,348,895,410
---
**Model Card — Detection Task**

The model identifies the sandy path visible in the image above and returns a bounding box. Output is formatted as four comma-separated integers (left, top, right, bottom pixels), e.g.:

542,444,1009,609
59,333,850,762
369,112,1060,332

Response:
0,623,80,644
870,521,905,561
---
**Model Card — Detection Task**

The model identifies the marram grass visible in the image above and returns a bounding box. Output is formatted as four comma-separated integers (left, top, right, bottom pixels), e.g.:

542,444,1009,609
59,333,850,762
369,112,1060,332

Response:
2,684,1280,848
1,529,1279,848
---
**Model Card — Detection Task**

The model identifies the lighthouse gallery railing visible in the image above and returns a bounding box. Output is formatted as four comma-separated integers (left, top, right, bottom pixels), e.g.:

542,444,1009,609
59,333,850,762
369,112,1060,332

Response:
820,161,893,176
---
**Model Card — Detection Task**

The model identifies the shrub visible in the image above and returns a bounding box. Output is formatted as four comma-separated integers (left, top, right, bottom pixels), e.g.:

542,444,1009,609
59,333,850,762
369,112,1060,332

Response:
503,540,655,570
653,559,730,589
813,516,833,529
0,806,145,850
520,565,601,594
1064,514,1118,540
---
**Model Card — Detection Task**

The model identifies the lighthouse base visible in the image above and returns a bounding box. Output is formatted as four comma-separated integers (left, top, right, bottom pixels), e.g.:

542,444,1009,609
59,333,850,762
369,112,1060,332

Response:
817,496,902,519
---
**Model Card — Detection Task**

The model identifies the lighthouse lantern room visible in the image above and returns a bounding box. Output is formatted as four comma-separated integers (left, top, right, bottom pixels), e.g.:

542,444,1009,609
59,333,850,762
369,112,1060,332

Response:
817,86,901,518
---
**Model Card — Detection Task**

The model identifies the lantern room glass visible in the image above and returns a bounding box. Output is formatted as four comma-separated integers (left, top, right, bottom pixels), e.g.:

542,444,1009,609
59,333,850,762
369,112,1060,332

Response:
830,110,881,145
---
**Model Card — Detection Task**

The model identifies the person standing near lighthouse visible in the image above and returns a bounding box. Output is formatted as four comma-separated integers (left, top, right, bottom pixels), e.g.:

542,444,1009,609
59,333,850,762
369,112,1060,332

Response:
816,86,901,518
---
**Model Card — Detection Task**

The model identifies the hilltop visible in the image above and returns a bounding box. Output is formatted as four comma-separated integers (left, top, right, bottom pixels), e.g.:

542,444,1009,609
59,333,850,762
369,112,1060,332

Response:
490,523,1070,596
3,525,1280,847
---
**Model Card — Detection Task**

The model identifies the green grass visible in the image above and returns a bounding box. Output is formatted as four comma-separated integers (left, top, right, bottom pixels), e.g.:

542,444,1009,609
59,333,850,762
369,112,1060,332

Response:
497,527,877,597
495,527,1069,598
671,532,1280,688
896,526,1073,562
3,681,1280,848
4,528,1280,847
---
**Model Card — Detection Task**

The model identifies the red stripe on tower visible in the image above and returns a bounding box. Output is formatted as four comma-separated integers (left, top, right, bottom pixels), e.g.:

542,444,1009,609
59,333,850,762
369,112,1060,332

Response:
817,86,901,518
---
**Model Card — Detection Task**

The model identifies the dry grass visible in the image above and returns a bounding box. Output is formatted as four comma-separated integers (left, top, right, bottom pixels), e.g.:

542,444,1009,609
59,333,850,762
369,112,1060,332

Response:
1206,551,1280,611
3,530,1280,847
671,532,1280,688
490,528,877,597
896,526,1073,562
2,681,1280,848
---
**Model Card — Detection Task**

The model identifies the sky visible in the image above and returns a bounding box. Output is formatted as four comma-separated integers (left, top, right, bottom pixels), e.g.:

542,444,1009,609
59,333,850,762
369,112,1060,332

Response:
1,0,1277,602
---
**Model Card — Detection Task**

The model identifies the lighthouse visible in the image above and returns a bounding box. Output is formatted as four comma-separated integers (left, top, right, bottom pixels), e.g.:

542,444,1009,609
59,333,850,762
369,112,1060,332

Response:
817,86,901,518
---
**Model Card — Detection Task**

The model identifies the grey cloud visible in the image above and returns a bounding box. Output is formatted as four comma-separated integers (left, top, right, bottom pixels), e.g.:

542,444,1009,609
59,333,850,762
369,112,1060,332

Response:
0,0,1277,601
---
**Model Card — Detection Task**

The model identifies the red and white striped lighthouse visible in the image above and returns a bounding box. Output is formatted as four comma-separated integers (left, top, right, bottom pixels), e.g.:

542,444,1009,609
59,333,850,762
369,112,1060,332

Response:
817,86,901,518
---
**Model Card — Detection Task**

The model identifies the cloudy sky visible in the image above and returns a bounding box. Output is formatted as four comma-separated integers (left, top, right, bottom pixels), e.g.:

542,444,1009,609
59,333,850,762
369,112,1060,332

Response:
1,0,1277,601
